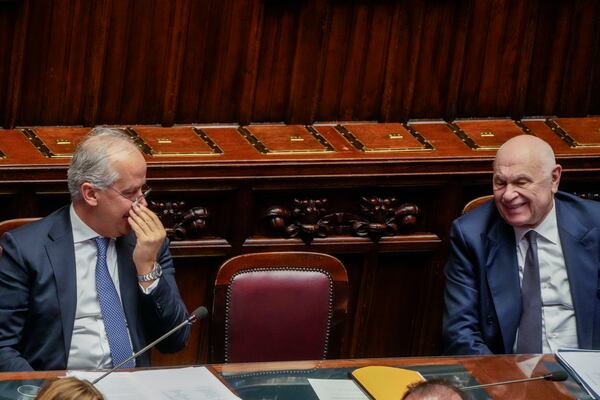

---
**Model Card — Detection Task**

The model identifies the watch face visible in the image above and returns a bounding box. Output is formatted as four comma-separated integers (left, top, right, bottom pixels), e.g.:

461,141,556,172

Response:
153,262,162,276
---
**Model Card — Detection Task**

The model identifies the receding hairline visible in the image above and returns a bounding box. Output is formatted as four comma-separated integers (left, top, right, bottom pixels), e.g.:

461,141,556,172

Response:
79,131,138,154
77,132,142,166
493,135,556,172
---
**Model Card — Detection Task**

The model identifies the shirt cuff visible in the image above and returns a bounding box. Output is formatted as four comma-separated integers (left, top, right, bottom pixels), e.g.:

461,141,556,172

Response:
139,278,160,294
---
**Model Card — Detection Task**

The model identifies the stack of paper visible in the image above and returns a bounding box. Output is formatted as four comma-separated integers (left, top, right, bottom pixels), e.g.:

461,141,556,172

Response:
68,366,240,400
556,348,600,399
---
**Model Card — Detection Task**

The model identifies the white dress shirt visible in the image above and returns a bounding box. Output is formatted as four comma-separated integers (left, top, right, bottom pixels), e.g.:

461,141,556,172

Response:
513,201,579,353
67,205,158,369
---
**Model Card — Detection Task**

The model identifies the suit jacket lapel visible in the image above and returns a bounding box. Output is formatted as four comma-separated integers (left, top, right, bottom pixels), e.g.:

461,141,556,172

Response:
556,199,599,349
45,207,77,364
485,218,521,353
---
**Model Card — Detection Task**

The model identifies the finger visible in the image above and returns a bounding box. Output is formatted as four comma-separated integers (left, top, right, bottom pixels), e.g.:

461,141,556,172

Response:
132,204,164,231
128,215,149,238
129,210,156,239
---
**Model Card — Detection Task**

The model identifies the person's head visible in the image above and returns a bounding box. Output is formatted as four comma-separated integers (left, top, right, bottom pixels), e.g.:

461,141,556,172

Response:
36,377,104,400
492,135,561,229
68,127,148,238
402,379,466,400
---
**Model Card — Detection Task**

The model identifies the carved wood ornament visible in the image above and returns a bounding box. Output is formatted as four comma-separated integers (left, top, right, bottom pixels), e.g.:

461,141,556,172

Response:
150,200,209,241
266,197,420,244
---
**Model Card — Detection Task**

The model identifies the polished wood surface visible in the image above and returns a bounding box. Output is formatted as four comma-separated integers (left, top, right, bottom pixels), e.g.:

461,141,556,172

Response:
0,370,63,381
211,355,577,399
0,355,578,399
1,1,600,128
2,119,600,168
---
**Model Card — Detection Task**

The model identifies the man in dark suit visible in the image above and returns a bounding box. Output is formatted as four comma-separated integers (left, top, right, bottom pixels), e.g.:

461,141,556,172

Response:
444,135,600,354
0,128,190,371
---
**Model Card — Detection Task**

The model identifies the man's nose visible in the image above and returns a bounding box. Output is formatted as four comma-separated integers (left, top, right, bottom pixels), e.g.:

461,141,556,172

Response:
502,184,519,201
137,196,148,207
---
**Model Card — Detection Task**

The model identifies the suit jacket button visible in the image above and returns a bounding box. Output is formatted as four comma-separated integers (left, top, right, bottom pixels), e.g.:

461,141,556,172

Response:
486,316,494,325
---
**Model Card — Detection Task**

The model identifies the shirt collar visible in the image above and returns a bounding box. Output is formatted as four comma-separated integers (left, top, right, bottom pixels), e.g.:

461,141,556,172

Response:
513,199,559,244
70,203,103,243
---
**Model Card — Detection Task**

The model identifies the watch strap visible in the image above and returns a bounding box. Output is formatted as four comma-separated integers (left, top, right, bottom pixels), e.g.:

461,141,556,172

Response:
137,262,162,282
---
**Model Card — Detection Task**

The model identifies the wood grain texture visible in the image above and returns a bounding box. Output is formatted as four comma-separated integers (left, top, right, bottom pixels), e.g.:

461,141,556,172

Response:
0,120,600,364
2,0,600,128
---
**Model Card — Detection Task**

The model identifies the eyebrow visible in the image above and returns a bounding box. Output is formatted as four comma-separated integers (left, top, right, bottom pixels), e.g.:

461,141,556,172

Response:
510,174,533,181
494,173,532,181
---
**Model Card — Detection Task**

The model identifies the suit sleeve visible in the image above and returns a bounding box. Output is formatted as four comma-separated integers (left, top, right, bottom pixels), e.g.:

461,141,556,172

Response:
138,238,190,353
0,233,34,371
443,220,493,355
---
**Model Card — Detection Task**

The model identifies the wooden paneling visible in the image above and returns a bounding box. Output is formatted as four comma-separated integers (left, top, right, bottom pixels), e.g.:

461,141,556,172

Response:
1,120,600,365
2,0,600,128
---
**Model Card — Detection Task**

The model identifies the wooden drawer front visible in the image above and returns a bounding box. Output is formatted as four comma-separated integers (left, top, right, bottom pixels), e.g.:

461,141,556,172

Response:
21,127,90,158
238,125,335,154
450,120,527,150
335,123,433,152
128,126,223,157
547,117,600,147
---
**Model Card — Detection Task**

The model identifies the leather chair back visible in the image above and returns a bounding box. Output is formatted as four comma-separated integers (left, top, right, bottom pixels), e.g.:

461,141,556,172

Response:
212,251,349,363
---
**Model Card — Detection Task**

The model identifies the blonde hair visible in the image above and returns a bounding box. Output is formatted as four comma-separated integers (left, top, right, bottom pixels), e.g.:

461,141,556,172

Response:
36,377,104,400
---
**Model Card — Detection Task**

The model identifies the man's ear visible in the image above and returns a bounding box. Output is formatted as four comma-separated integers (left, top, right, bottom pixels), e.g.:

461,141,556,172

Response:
551,164,562,193
80,182,99,206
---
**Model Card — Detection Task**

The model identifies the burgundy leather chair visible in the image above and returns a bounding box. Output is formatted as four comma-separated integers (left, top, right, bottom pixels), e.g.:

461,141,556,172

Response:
212,251,349,363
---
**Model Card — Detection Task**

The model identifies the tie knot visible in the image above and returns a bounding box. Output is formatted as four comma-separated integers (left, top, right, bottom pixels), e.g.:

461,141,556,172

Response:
525,230,536,244
94,236,109,255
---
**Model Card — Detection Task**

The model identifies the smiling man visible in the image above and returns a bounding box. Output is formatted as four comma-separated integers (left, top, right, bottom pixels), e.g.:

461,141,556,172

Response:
0,128,190,371
443,135,600,355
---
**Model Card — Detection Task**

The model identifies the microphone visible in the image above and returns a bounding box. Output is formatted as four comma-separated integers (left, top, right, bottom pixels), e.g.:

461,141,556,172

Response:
92,306,208,385
461,370,568,391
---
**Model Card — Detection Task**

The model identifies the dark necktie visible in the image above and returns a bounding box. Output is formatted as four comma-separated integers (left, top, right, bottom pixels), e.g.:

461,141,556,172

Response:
95,237,135,368
516,230,543,353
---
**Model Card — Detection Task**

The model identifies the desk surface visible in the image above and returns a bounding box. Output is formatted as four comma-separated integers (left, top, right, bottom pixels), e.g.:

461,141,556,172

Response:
212,355,589,400
0,355,590,400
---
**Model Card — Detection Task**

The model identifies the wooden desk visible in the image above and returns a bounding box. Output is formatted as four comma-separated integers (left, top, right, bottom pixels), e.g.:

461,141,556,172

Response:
211,355,583,399
0,355,582,399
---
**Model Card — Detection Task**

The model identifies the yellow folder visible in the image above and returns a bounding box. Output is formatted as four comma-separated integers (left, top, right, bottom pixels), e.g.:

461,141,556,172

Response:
350,366,425,399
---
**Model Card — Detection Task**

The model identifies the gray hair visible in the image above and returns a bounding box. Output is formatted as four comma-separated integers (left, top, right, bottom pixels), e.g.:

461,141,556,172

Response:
67,127,138,200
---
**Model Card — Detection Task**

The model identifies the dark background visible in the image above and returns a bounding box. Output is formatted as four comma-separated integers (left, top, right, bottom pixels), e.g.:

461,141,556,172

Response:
1,0,599,129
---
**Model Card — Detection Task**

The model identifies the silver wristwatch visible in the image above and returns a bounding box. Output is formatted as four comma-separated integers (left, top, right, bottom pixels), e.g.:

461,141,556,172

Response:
137,262,163,282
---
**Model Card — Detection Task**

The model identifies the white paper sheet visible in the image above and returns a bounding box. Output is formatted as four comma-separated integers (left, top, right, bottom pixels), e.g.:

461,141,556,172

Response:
556,348,600,399
308,378,369,400
68,366,241,400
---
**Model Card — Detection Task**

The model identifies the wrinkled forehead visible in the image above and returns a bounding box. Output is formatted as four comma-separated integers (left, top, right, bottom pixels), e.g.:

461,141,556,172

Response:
495,150,528,170
493,158,555,185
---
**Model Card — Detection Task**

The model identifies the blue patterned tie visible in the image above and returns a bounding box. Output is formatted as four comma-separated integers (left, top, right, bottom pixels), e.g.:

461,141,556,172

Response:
95,237,135,368
516,230,543,353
